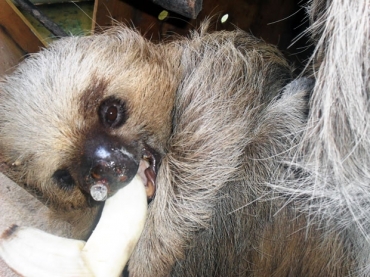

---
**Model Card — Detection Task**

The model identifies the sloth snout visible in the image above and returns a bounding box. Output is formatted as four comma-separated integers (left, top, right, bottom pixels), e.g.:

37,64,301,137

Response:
80,135,140,201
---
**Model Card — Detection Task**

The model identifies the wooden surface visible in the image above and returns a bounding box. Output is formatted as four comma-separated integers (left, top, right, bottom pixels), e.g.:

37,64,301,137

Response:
0,29,24,76
0,0,46,53
23,1,94,40
30,0,92,3
92,0,310,63
152,0,203,18
14,0,68,37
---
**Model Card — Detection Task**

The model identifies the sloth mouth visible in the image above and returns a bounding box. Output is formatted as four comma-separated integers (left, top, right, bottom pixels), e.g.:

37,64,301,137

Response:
138,146,159,200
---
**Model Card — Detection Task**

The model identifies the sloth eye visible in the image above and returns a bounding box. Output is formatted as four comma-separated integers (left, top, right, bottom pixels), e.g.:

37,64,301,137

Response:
53,169,75,191
106,106,118,123
99,97,127,128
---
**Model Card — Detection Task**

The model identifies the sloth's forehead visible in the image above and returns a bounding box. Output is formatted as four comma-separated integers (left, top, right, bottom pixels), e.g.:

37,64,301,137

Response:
11,49,155,102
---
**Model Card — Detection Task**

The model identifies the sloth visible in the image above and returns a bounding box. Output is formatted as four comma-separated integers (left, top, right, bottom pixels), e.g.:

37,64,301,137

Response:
0,0,368,273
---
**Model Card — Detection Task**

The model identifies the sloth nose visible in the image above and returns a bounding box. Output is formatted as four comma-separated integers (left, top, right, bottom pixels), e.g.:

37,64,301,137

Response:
90,160,129,183
89,148,138,183
90,161,113,181
80,135,140,201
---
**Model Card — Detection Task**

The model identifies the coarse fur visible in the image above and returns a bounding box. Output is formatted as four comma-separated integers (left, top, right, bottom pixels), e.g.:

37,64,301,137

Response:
0,25,352,276
0,0,368,275
129,27,352,276
273,0,370,275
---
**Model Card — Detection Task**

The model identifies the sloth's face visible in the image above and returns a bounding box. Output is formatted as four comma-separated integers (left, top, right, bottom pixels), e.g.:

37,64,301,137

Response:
53,80,162,203
0,30,181,211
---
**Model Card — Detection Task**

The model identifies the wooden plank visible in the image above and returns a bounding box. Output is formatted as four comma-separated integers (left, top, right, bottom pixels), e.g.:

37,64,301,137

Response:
0,28,25,76
13,0,68,37
22,2,94,42
92,0,190,41
152,0,203,18
0,0,46,53
92,0,134,32
30,0,92,3
91,0,303,62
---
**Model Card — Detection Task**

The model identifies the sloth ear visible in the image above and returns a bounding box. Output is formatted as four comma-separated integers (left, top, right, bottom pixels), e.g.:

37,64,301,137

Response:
268,77,314,122
275,77,314,118
280,77,314,99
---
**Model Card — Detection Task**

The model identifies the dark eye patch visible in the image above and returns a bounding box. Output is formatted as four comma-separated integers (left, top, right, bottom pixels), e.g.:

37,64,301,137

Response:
52,169,75,191
99,97,128,129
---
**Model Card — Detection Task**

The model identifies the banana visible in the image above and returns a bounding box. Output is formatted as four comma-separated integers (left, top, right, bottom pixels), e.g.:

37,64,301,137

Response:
0,175,147,277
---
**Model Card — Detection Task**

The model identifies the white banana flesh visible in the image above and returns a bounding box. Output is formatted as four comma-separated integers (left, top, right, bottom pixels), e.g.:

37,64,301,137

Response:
0,175,147,277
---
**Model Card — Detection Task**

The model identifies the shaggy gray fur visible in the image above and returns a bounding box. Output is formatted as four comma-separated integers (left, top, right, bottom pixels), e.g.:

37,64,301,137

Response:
274,0,370,275
0,0,368,275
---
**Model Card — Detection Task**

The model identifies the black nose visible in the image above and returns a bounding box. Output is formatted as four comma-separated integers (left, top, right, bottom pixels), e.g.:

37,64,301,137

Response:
80,133,140,200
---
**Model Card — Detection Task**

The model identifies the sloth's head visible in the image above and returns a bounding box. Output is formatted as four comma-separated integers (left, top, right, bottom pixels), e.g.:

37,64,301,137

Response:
0,28,181,210
0,25,293,221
